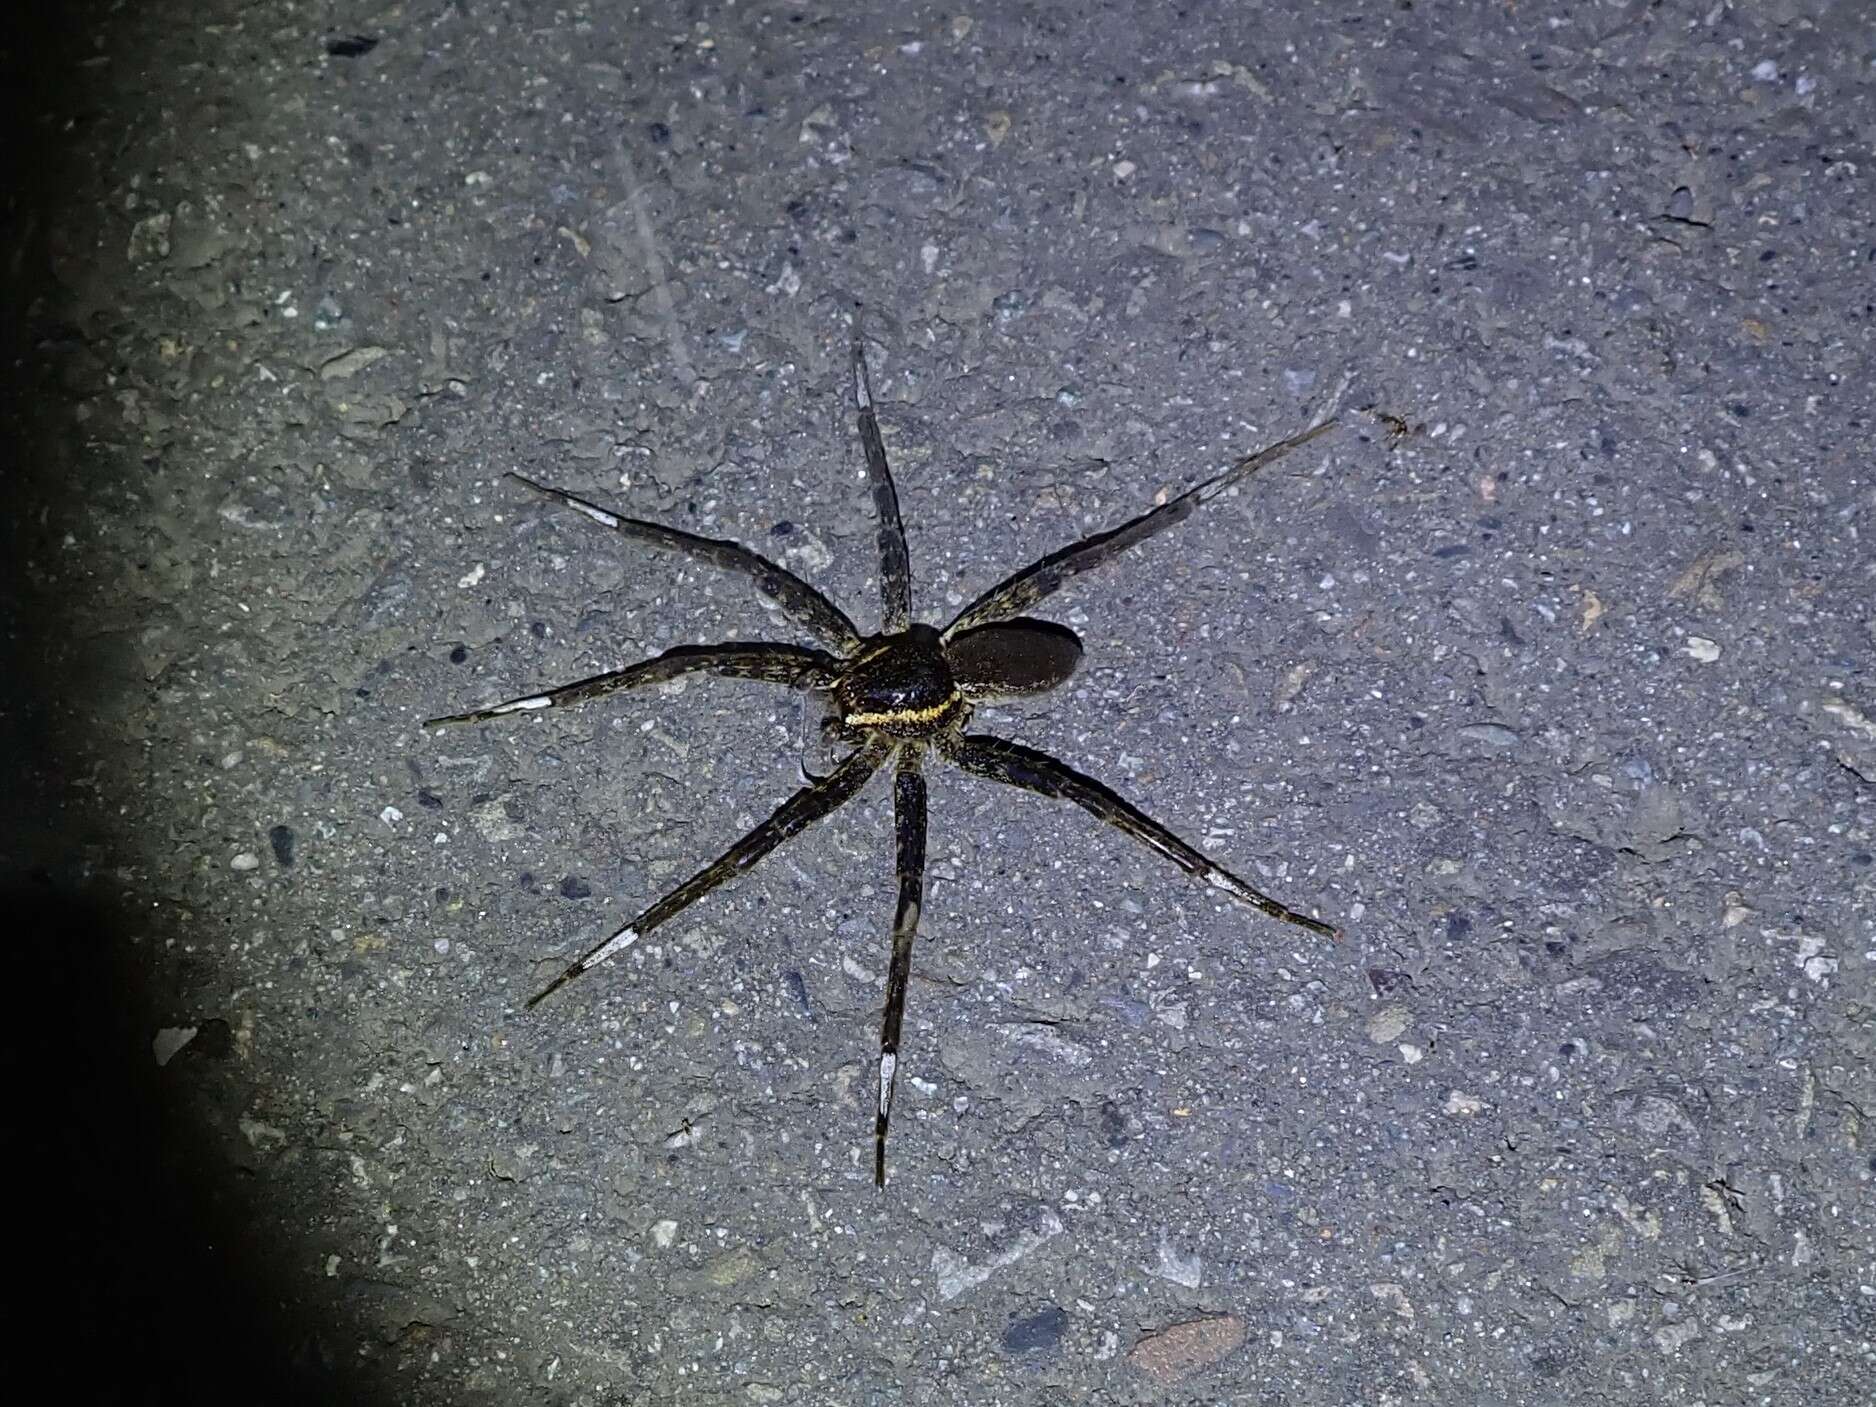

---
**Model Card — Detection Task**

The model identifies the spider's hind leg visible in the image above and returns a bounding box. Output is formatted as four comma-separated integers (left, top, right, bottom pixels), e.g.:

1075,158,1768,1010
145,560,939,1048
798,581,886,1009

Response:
525,735,893,1008
937,731,1339,939
875,746,927,1188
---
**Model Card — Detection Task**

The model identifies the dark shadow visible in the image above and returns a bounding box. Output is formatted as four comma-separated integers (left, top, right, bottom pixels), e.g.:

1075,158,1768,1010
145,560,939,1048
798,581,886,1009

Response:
9,884,350,1406
0,6,397,1404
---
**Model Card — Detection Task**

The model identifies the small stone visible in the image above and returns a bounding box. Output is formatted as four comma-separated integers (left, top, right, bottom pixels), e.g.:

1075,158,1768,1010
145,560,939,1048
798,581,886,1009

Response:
469,798,525,843
230,852,261,871
1443,1090,1488,1116
1129,1315,1247,1385
128,212,172,265
650,1219,678,1248
1366,1005,1410,1044
1457,723,1521,748
1003,1305,1068,1356
1153,1231,1202,1288
704,1248,757,1288
153,1026,198,1066
1685,636,1721,663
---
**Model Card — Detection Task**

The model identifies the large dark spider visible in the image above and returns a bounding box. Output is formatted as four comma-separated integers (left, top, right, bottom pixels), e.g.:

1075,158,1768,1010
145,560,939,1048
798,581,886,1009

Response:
427,332,1341,1185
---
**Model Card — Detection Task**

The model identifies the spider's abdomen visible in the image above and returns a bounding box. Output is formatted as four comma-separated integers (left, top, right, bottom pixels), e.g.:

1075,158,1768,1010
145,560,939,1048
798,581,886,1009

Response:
835,623,965,737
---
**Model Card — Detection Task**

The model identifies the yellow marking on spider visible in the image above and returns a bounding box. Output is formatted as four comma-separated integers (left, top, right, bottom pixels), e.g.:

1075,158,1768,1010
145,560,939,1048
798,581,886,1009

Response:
844,693,962,727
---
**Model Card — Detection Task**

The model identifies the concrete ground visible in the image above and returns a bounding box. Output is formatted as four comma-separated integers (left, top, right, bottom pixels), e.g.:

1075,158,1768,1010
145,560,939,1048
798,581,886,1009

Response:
4,1,1871,1403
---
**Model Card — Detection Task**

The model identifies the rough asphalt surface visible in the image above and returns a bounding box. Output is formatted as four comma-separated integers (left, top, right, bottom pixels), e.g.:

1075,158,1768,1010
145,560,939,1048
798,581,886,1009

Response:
4,2,1871,1403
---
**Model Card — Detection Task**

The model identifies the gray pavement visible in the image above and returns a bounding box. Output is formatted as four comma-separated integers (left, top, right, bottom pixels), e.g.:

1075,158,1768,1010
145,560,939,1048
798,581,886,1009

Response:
5,1,1871,1402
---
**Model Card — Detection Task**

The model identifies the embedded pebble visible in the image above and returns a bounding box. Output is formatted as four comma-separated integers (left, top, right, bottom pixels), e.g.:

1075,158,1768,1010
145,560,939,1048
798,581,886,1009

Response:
153,1026,198,1066
1685,636,1721,663
1003,1305,1068,1356
1129,1315,1247,1384
1367,1005,1411,1043
230,852,261,871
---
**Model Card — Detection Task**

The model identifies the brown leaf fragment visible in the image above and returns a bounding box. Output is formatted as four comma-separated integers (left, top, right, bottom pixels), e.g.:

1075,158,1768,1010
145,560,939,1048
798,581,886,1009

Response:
1577,587,1605,635
1666,547,1744,611
1272,661,1317,713
1129,1314,1248,1384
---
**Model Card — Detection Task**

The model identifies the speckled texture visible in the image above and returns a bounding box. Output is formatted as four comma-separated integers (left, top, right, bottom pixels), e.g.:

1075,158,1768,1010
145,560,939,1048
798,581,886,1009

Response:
6,1,1872,1403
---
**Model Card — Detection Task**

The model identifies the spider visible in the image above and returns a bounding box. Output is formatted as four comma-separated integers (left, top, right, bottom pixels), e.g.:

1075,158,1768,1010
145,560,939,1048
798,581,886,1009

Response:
427,331,1342,1186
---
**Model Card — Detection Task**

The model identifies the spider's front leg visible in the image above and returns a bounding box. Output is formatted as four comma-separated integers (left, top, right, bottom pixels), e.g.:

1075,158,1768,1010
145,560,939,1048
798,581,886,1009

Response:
850,327,913,632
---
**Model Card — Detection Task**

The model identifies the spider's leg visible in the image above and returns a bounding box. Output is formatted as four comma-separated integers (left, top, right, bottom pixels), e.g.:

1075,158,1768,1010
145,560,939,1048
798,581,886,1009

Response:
424,642,840,728
943,420,1336,637
851,329,912,632
936,731,1339,939
507,473,863,653
876,746,926,1187
525,735,892,1008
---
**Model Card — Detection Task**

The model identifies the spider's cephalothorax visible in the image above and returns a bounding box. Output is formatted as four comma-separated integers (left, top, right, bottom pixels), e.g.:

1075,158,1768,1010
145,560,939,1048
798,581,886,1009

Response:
426,327,1342,1187
835,624,966,736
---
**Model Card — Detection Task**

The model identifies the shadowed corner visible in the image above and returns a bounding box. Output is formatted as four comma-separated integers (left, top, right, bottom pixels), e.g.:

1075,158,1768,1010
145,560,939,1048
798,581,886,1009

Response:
0,4,414,1399
6,882,359,1406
